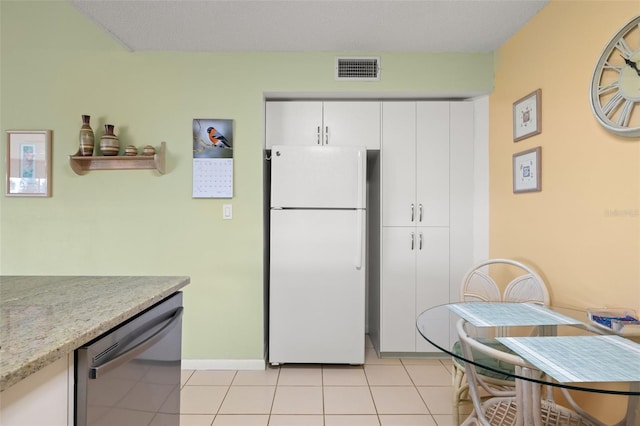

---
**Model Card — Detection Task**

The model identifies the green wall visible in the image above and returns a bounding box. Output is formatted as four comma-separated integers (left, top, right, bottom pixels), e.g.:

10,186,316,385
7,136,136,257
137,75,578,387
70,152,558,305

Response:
0,0,495,360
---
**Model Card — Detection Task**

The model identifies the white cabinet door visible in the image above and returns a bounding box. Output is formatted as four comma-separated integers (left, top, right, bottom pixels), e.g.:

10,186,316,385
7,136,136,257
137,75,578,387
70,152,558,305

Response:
265,101,323,147
381,102,416,227
449,101,475,310
323,101,381,148
380,226,416,352
417,102,450,226
0,355,71,426
415,226,450,352
266,101,381,149
379,101,469,354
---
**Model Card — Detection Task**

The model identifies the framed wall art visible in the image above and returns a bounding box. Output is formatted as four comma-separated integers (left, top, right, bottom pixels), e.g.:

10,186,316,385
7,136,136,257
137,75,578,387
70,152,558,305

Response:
513,89,541,142
5,130,52,197
513,146,541,193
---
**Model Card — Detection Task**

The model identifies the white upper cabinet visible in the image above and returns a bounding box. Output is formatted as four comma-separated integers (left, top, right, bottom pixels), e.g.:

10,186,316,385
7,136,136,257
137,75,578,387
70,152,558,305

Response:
416,102,450,227
322,102,380,148
265,101,381,149
382,101,449,227
265,101,323,147
381,102,417,227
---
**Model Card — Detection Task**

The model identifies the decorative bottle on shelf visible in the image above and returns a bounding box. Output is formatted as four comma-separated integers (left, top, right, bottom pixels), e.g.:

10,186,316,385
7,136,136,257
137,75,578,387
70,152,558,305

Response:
78,115,95,156
100,124,120,156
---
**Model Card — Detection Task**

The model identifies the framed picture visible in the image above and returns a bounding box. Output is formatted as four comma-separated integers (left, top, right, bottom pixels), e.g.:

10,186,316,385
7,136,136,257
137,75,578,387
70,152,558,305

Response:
513,146,541,193
513,89,541,142
5,130,52,197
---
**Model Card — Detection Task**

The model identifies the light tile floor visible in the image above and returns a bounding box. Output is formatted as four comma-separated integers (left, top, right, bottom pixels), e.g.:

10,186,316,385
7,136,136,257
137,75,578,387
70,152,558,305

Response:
178,337,472,425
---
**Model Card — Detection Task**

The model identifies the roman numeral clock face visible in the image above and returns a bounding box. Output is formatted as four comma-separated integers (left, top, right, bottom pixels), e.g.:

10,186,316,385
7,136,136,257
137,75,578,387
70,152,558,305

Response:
590,15,640,137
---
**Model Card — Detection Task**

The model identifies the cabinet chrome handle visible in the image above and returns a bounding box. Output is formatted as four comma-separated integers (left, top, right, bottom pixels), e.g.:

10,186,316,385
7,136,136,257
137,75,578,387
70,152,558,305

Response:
419,204,423,222
325,126,329,145
411,204,415,222
411,232,415,250
419,232,423,250
317,126,321,145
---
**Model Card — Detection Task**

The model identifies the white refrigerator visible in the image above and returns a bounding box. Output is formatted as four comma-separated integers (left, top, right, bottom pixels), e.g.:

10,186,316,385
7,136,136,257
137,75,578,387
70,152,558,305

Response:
269,145,366,365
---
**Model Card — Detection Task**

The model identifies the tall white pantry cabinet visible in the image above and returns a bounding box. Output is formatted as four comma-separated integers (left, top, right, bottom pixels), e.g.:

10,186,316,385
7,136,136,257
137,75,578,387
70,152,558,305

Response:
377,101,474,354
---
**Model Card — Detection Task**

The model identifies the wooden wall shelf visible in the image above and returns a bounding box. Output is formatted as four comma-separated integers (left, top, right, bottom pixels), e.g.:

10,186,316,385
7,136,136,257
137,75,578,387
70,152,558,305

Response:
69,142,166,175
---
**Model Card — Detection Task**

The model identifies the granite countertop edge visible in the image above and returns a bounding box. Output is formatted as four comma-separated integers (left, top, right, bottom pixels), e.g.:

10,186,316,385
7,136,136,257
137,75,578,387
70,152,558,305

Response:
0,276,190,392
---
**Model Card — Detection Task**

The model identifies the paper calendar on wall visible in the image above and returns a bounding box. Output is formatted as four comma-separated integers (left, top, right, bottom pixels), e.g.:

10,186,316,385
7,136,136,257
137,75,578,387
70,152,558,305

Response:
192,119,233,198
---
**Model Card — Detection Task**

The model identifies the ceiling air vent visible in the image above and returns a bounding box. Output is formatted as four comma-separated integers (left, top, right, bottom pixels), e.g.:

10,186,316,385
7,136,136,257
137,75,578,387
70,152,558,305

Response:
335,57,380,81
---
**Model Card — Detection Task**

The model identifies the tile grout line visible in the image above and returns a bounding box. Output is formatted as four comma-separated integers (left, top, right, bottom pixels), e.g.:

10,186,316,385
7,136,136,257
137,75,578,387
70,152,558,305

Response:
402,358,435,420
362,361,383,426
267,365,280,426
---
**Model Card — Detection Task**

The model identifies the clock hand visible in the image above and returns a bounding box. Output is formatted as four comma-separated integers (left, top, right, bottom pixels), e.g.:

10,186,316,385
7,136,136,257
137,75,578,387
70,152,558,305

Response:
621,55,640,76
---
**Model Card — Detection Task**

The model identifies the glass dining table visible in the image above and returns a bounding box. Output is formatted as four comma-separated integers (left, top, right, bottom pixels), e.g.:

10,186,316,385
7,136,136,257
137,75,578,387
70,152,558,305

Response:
416,302,640,426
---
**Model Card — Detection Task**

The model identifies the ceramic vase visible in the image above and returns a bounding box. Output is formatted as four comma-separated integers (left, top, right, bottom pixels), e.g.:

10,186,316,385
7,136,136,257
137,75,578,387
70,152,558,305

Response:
78,115,95,156
143,145,156,156
100,124,120,156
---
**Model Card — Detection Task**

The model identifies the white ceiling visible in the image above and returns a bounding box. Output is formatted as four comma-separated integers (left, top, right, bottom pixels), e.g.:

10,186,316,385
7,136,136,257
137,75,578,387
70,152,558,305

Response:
69,0,549,53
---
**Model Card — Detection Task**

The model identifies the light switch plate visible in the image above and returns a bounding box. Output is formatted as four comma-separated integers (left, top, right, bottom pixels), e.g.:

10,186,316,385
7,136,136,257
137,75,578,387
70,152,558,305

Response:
223,204,232,220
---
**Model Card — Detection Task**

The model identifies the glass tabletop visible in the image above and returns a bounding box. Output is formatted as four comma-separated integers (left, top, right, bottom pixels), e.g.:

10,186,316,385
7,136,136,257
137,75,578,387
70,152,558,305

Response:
416,302,640,396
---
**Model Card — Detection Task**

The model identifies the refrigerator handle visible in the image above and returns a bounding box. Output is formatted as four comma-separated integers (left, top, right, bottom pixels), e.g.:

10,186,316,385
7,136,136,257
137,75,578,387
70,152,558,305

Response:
357,150,364,209
356,210,364,269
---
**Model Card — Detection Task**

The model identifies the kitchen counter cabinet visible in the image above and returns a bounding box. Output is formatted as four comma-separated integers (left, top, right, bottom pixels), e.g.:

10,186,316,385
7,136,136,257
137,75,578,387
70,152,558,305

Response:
0,356,72,426
0,276,190,426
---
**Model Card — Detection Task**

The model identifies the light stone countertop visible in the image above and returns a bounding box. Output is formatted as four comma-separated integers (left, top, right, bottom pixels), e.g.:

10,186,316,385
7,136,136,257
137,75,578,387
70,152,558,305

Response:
0,276,190,392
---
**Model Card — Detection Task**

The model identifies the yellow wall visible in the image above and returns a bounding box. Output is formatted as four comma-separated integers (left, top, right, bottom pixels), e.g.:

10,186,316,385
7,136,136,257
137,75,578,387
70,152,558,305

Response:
490,2,639,421
0,1,494,361
490,1,639,311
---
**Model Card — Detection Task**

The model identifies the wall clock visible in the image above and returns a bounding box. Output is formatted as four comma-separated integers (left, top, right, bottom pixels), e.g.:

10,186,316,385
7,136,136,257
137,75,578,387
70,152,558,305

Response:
589,15,640,137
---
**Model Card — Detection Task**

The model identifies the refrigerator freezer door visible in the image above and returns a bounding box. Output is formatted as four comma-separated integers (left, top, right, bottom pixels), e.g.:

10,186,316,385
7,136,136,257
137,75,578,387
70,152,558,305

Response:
271,145,366,209
269,209,366,364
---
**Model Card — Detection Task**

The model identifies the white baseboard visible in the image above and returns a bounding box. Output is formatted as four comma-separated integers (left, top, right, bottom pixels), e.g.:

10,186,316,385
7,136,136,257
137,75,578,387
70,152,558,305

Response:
181,359,266,370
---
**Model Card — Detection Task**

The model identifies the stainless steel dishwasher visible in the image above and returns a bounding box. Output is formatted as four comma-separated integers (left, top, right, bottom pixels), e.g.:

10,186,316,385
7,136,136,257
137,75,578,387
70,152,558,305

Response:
75,292,183,426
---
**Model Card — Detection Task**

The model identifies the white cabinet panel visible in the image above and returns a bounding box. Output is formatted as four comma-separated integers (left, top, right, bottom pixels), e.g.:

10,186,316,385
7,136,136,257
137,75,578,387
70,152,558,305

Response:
381,227,416,352
382,101,449,227
266,101,323,147
382,102,416,227
0,355,70,426
323,101,380,148
449,101,475,308
265,101,380,149
415,226,450,352
417,102,450,226
381,226,451,353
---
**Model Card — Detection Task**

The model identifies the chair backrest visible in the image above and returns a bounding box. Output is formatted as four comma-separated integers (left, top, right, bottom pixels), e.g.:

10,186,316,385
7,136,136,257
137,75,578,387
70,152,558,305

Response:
455,318,531,424
460,258,550,306
459,260,502,302
502,261,550,306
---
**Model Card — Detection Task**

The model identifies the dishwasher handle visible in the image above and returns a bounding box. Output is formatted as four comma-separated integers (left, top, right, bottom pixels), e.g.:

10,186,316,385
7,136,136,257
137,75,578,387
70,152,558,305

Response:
89,306,184,379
